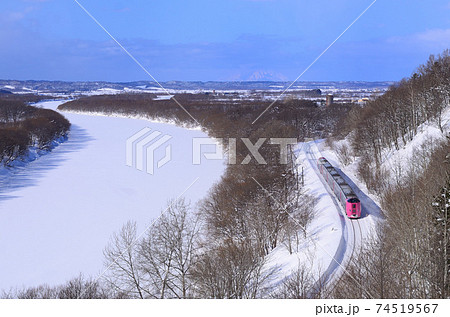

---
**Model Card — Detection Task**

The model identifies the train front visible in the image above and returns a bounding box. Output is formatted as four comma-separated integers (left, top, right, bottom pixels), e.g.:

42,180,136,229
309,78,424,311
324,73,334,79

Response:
346,197,361,218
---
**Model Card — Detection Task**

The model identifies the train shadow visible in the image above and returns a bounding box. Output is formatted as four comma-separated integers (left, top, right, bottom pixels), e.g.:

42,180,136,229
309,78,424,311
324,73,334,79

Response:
335,167,384,220
0,125,94,206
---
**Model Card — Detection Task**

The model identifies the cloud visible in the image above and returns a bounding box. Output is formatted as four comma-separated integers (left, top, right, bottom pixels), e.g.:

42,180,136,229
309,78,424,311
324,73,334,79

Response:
1,0,52,23
1,6,35,22
387,28,450,52
0,5,446,83
415,28,450,43
0,27,295,81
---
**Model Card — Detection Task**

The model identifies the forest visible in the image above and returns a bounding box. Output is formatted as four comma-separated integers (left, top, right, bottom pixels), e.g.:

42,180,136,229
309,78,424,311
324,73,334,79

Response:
0,96,70,166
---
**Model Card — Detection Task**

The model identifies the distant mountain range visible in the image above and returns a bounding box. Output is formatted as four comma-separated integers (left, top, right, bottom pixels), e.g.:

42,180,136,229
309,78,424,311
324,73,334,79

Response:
246,71,289,81
0,79,394,95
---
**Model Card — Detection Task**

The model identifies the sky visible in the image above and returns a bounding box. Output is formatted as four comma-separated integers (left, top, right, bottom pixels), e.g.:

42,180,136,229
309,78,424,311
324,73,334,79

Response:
0,0,449,82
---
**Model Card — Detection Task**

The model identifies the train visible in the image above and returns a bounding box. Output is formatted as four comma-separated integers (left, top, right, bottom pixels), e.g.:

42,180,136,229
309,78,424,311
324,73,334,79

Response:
317,157,361,219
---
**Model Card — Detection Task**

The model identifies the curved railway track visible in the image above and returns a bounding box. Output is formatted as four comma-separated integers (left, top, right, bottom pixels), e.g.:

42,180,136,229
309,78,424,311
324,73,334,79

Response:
299,139,382,299
322,209,363,297
304,141,364,298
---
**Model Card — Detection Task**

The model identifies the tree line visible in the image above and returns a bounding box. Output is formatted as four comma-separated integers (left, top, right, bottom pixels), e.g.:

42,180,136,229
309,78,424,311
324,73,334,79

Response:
58,92,353,140
0,98,70,166
333,50,449,194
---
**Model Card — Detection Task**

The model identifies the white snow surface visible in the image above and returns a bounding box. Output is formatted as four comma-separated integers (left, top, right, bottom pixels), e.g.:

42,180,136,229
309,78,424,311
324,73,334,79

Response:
154,95,174,100
379,107,450,186
265,141,344,292
79,87,163,96
0,100,225,291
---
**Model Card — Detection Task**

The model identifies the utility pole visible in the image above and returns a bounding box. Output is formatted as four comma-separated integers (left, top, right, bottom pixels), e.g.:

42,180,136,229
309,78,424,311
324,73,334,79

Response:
301,166,304,187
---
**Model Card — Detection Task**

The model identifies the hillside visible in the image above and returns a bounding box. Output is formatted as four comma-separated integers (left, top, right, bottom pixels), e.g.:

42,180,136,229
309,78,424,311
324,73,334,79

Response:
324,51,450,298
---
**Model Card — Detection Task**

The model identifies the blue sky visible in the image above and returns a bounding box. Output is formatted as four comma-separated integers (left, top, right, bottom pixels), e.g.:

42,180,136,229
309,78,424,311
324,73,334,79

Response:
1,0,449,82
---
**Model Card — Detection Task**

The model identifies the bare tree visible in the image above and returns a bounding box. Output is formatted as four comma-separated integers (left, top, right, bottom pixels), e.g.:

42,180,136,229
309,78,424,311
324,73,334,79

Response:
103,221,145,298
274,261,319,299
138,198,200,298
281,191,317,254
5,275,109,299
190,238,276,298
334,142,353,166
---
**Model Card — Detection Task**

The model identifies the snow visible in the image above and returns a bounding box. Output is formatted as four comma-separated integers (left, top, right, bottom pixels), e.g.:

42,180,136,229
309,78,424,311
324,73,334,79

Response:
305,103,450,293
67,87,164,97
266,141,345,292
90,88,123,95
313,140,384,245
266,138,383,295
328,105,450,200
60,109,201,131
154,95,174,100
0,100,225,291
3,94,441,295
379,106,450,186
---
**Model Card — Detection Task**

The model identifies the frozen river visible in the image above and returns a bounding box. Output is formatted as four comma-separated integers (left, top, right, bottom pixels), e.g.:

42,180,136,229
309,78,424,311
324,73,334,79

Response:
0,100,225,291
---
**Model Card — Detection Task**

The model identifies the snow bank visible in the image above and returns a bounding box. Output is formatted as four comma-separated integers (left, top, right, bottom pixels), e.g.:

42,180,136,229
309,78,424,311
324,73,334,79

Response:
60,109,202,131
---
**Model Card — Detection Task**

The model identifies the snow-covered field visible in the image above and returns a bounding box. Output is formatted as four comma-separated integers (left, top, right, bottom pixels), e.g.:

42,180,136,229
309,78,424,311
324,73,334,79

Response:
0,100,225,291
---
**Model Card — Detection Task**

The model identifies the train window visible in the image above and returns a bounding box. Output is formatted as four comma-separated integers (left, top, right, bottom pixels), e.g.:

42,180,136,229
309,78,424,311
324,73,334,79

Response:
352,204,356,208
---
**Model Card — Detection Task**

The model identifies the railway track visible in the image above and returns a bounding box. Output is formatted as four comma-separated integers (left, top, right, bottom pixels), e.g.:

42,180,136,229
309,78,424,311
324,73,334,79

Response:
322,215,362,297
303,141,364,298
322,218,364,298
350,218,363,272
301,139,381,299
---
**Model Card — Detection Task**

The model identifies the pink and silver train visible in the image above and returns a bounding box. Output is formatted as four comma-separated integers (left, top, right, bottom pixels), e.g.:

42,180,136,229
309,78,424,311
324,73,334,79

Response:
317,157,361,219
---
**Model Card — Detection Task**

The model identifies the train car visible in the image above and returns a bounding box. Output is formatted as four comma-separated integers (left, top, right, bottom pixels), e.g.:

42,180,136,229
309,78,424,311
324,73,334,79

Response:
317,157,361,219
